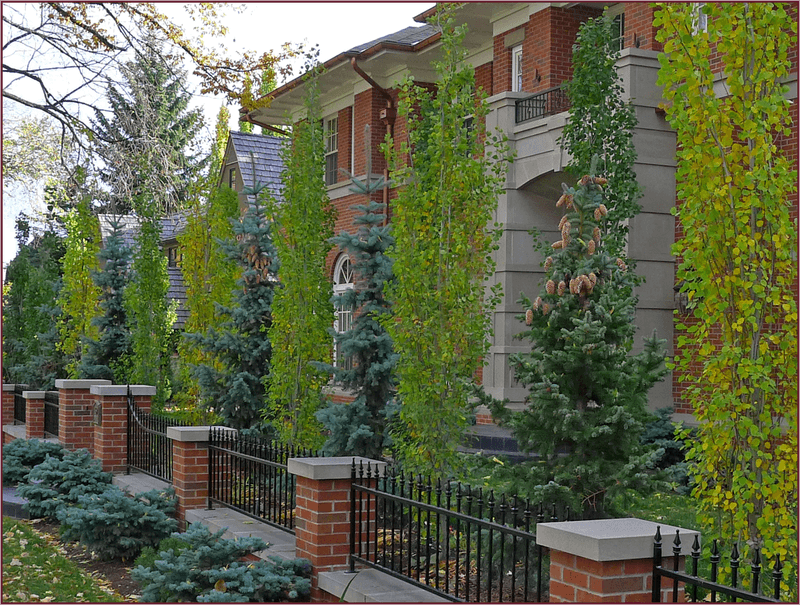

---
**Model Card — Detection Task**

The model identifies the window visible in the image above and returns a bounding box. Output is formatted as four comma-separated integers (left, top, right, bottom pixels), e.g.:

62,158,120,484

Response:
324,116,338,186
228,167,237,189
692,4,707,34
167,246,181,268
332,254,354,370
511,45,523,92
611,13,625,52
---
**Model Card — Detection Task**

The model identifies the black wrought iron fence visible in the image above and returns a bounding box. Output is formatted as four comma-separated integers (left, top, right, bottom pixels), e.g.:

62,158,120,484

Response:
43,390,59,438
207,429,324,533
652,527,786,603
350,461,565,603
126,386,186,482
13,384,27,425
515,86,570,124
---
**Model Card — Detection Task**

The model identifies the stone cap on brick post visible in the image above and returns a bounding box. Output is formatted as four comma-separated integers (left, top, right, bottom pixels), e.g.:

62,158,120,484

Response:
91,384,156,473
537,518,700,603
22,391,46,440
288,457,387,601
168,426,236,527
56,379,112,452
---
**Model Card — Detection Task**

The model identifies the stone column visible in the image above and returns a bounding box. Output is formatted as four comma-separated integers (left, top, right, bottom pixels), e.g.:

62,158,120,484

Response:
538,518,698,603
287,457,387,602
23,391,46,440
55,379,111,452
92,384,155,473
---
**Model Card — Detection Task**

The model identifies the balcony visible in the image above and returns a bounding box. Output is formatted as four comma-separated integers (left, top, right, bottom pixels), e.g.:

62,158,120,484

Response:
515,86,570,124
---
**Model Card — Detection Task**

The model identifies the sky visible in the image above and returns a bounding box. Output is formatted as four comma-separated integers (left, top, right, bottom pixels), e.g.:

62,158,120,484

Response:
2,2,434,271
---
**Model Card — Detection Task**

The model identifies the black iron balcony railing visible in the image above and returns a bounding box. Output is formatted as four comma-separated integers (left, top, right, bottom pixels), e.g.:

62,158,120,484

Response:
515,87,570,124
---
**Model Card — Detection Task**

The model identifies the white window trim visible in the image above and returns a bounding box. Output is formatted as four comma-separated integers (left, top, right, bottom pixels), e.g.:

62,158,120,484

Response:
324,115,339,186
692,4,708,35
511,44,523,92
332,254,354,370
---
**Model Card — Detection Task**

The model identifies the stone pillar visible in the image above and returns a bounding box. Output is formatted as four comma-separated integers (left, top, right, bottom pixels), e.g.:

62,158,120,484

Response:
168,426,228,528
23,391,46,439
92,384,155,473
287,457,387,602
538,518,698,603
55,379,111,452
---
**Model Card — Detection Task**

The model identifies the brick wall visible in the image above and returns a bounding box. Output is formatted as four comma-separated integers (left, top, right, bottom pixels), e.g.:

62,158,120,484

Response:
475,61,493,96
623,3,663,52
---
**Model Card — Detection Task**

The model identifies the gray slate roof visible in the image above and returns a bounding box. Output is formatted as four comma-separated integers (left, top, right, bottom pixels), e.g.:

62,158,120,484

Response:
347,24,439,54
229,131,285,201
97,213,189,330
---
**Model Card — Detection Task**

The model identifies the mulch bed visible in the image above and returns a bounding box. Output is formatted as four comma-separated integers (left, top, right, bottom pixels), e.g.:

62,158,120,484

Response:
30,519,141,601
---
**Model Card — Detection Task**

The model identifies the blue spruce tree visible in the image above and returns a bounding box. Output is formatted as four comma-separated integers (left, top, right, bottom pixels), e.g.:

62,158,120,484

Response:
185,171,279,431
315,132,398,459
491,159,667,517
79,219,133,382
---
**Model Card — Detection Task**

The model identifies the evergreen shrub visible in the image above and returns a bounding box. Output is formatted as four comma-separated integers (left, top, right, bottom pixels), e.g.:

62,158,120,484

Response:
17,449,112,519
2,439,66,485
132,523,312,602
641,408,693,494
57,487,178,561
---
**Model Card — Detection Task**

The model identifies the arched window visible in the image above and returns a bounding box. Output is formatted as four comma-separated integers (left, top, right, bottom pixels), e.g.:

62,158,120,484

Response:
332,254,354,370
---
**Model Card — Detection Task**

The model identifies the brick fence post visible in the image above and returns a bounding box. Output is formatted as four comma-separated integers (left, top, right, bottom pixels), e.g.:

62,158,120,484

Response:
168,426,229,529
538,518,699,603
2,383,17,424
287,457,387,602
92,384,155,473
55,379,112,452
23,391,46,439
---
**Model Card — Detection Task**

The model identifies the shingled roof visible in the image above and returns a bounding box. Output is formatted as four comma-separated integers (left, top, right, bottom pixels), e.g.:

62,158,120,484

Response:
347,24,439,54
229,131,285,201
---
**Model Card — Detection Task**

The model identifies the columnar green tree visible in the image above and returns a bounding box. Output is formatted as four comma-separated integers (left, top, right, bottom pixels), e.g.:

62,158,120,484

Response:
58,199,102,376
2,218,66,388
384,8,510,476
491,163,667,517
559,13,641,257
185,180,279,431
125,216,176,403
315,137,398,459
655,2,797,583
79,219,133,382
210,105,232,179
267,60,336,448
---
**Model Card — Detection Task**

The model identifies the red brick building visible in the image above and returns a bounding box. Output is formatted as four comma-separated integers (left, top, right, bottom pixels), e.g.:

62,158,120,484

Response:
242,3,798,421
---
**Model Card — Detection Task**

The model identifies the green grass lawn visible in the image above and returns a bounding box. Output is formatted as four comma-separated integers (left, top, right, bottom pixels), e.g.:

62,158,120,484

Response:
2,517,124,603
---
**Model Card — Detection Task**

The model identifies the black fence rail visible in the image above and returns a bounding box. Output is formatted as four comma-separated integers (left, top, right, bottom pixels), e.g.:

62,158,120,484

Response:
350,461,557,603
208,429,324,533
126,386,186,482
515,86,570,124
652,527,786,603
43,390,59,438
13,384,27,425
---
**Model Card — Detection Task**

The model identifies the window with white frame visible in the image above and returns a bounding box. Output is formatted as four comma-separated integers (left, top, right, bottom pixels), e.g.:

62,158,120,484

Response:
605,4,625,52
332,254,354,370
324,116,338,186
512,45,524,92
692,4,708,34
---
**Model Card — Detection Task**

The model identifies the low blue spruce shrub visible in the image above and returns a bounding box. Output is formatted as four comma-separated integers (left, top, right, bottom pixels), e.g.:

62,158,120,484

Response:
57,487,178,561
2,439,66,485
132,523,311,602
17,448,112,518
